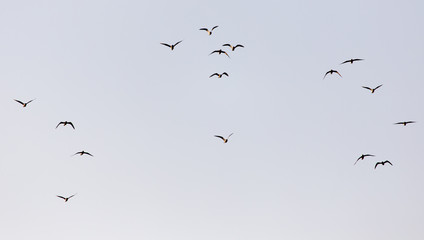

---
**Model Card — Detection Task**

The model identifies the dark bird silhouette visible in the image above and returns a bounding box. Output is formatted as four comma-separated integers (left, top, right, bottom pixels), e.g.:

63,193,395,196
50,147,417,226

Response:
323,69,342,79
209,72,229,78
57,194,76,202
394,121,416,126
56,121,75,129
223,44,244,51
73,151,93,157
375,160,393,169
214,133,233,143
341,59,364,64
160,40,182,50
14,99,35,107
355,154,375,165
199,26,218,35
362,84,383,93
209,49,230,58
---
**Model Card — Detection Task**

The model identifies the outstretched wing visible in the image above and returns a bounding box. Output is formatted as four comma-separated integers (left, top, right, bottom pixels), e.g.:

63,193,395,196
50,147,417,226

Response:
374,162,382,169
364,154,375,157
223,51,230,58
14,99,24,105
222,44,231,48
174,40,182,46
56,122,64,128
26,99,35,105
199,28,208,31
374,84,383,90
84,152,94,157
384,160,393,166
209,50,219,55
227,133,234,139
234,44,244,49
222,72,229,77
353,58,364,62
211,26,219,31
209,73,219,78
160,43,171,48
323,71,330,79
214,135,225,141
57,195,66,200
335,71,342,77
68,194,76,199
69,122,75,129
362,86,372,91
340,60,350,64
405,121,416,124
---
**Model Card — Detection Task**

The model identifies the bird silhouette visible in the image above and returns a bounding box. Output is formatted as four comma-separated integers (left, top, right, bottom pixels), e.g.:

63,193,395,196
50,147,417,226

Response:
214,133,233,143
160,40,182,50
362,84,383,93
323,69,342,79
73,151,93,157
57,194,76,202
14,99,35,107
209,49,230,58
199,26,218,35
355,154,375,165
56,121,75,129
341,58,364,64
209,72,229,78
394,121,416,126
223,44,244,51
374,160,393,169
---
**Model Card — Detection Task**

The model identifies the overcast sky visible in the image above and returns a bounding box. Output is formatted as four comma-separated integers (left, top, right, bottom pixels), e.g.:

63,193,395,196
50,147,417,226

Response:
1,0,424,239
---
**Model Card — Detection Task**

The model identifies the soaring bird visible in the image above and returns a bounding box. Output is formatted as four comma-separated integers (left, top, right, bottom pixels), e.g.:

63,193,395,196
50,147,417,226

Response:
341,59,364,64
209,49,230,58
56,121,75,129
57,194,76,202
160,40,182,50
394,121,416,126
355,154,375,165
223,44,244,51
362,84,383,93
199,26,218,35
14,99,35,107
323,69,342,79
73,151,93,157
214,133,233,143
374,160,393,169
209,72,229,78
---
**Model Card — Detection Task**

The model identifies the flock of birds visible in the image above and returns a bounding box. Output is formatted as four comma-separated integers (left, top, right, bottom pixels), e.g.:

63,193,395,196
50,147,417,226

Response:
12,25,415,203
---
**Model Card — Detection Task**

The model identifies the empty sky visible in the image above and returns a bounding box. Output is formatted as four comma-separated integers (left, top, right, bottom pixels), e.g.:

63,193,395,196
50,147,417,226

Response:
1,0,424,239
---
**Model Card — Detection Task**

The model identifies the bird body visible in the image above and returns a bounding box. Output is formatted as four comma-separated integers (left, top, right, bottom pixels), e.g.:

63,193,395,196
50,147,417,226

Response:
223,44,244,51
57,194,76,202
323,69,342,79
362,85,383,93
341,58,364,64
160,40,182,50
73,151,93,157
56,121,75,129
14,99,35,107
199,26,218,35
394,121,416,126
375,160,393,169
209,49,230,58
209,72,229,78
214,133,233,143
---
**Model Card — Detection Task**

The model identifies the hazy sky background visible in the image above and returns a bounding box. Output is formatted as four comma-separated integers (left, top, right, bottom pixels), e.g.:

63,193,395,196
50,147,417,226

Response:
1,0,424,239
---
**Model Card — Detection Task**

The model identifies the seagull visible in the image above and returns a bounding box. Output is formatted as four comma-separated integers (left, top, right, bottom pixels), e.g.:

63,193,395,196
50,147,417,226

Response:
57,194,76,202
374,160,393,169
354,154,375,165
56,121,75,129
323,69,342,79
73,151,93,157
223,44,244,51
209,49,230,58
362,84,383,93
14,99,35,107
214,133,233,143
199,26,218,35
341,59,364,64
160,40,182,50
394,121,416,126
209,72,229,78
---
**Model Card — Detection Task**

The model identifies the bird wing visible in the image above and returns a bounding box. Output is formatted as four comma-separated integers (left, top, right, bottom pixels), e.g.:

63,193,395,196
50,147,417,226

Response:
68,194,76,199
362,86,372,91
405,121,416,124
227,133,234,139
56,122,64,128
374,162,382,169
340,60,350,64
384,161,393,166
223,51,230,58
57,195,66,200
85,152,94,157
26,99,35,104
214,135,225,141
222,72,229,77
364,154,375,157
353,59,364,62
234,44,244,49
374,84,383,90
211,25,219,31
335,71,342,77
199,28,208,31
209,50,219,55
160,43,171,48
222,44,231,47
174,40,182,46
209,73,219,78
354,159,360,165
323,71,330,79
14,99,24,105
69,122,75,129
73,152,82,156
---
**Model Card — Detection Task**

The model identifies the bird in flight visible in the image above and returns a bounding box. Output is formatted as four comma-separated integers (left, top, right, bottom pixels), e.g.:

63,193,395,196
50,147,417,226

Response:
374,160,393,169
341,59,364,64
394,121,416,126
355,154,375,165
57,194,76,202
362,84,383,93
14,99,35,107
223,44,244,51
56,121,75,129
73,151,93,157
199,26,218,35
209,72,229,78
160,40,182,50
214,133,233,143
323,69,342,79
209,49,230,58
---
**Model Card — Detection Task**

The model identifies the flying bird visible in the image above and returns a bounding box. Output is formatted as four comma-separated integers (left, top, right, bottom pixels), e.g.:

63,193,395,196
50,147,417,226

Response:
209,49,230,58
355,154,375,165
57,194,76,202
394,121,416,126
341,59,364,64
209,72,229,78
214,133,233,143
223,44,244,51
56,121,75,129
362,84,383,93
160,40,182,50
323,69,342,79
73,151,93,157
199,26,218,35
14,99,35,107
374,160,393,169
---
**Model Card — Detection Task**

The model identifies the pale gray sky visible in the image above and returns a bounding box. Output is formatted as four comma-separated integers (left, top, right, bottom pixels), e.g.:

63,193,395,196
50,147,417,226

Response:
1,0,424,239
